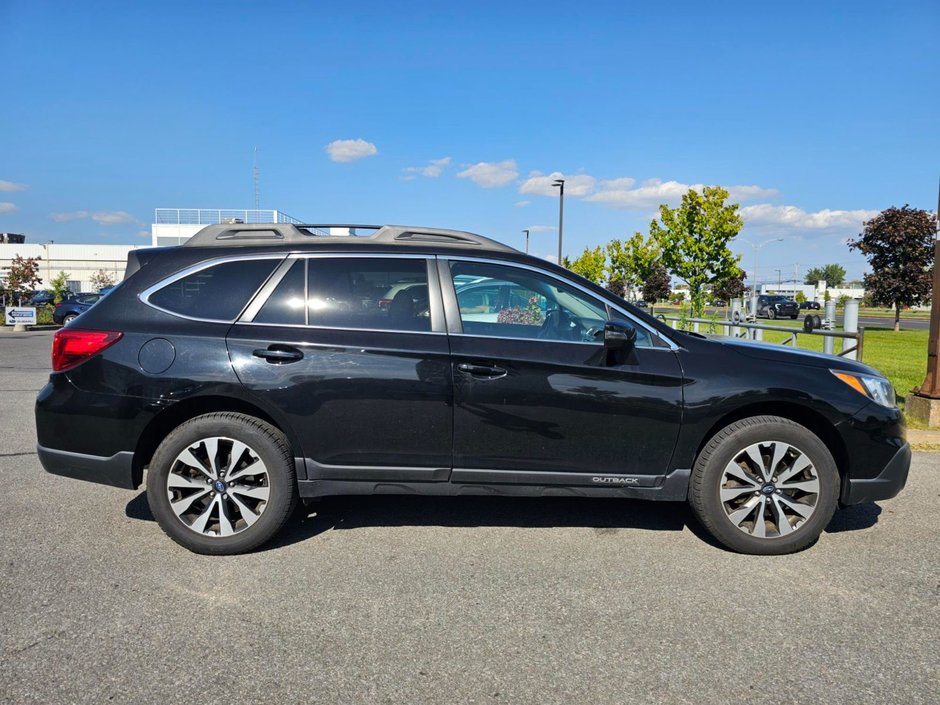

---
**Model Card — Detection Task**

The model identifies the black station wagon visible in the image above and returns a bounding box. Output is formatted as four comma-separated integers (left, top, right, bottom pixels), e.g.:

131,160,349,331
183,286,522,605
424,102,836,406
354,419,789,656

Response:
35,224,910,555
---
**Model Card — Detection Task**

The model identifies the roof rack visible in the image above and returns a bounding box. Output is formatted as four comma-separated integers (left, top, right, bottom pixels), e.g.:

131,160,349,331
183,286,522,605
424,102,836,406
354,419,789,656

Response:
181,223,518,253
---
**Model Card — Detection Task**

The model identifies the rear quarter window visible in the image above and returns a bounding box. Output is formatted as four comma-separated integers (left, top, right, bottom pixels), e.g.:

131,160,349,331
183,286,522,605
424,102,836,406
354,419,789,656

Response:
148,258,279,321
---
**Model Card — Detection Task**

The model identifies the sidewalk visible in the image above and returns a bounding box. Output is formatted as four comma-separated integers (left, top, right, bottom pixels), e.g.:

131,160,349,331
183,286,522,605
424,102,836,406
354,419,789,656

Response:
907,428,940,450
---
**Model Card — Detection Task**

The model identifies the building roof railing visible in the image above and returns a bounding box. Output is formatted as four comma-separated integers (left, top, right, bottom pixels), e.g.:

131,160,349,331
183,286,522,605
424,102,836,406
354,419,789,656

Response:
154,208,302,226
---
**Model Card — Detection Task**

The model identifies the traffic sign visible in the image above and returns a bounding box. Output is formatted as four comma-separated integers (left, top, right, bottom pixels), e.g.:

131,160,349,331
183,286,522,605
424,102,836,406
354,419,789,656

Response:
4,307,37,326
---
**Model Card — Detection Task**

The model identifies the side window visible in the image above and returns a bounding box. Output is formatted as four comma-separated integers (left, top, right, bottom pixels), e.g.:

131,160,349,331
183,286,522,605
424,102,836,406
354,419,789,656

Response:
305,258,430,332
254,260,306,326
449,261,653,345
148,258,279,321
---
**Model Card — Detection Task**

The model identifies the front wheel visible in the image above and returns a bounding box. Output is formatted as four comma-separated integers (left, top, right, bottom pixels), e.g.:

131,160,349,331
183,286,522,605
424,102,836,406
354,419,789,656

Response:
146,412,298,554
688,416,839,554
790,314,798,320
62,313,78,324
767,308,777,320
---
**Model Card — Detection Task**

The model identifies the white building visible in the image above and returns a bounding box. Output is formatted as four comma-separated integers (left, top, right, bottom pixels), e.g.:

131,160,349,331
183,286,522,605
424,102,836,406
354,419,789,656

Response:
0,242,147,294
758,281,865,301
152,208,301,246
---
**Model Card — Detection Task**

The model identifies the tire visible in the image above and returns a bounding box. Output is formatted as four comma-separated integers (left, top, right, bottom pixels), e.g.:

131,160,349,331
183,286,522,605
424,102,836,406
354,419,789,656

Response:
790,314,798,320
767,308,776,320
63,313,78,324
689,416,839,555
146,412,298,555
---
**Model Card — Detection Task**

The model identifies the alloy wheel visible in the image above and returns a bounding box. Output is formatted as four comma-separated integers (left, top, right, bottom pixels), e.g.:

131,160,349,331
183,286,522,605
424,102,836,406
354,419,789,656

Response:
165,436,270,537
718,440,820,539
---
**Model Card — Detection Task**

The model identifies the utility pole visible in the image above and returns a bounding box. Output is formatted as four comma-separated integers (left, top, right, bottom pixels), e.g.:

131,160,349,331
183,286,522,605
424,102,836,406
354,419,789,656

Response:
552,178,565,264
523,229,530,254
914,177,940,400
253,147,261,210
775,269,782,289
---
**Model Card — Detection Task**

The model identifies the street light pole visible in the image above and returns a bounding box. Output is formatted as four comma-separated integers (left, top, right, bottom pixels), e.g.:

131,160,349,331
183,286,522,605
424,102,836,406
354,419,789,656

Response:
750,237,783,295
523,229,530,255
552,178,565,264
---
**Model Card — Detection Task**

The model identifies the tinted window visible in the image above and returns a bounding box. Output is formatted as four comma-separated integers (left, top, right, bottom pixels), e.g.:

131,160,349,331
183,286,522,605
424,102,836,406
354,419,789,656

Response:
449,261,650,345
149,258,278,320
305,258,430,332
255,260,306,325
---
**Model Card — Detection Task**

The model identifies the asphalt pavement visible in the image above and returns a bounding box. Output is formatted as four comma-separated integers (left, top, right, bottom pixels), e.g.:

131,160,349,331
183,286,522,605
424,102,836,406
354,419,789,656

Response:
1,330,937,705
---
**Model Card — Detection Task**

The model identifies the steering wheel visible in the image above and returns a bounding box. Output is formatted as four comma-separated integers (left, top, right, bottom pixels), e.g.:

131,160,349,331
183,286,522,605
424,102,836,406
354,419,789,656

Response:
537,308,579,340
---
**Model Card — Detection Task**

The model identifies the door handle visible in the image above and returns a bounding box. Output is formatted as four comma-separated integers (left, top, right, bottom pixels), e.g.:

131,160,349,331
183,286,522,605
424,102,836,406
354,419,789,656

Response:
252,346,304,364
457,362,507,378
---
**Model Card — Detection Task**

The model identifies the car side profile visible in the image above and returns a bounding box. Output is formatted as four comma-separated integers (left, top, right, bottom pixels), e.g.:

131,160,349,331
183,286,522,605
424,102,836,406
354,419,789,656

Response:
53,293,102,325
35,223,910,555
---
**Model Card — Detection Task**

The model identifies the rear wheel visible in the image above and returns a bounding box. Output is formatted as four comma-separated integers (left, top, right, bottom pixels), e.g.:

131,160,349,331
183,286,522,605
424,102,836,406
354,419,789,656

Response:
146,412,297,554
767,308,777,320
689,416,839,554
63,313,78,324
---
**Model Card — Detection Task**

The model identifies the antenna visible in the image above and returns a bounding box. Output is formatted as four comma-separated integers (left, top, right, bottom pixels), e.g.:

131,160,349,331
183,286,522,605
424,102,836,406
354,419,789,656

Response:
253,147,261,210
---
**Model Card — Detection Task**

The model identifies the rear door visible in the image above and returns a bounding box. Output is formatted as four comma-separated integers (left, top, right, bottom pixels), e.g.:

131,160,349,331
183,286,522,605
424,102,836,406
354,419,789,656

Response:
226,254,453,484
442,258,684,485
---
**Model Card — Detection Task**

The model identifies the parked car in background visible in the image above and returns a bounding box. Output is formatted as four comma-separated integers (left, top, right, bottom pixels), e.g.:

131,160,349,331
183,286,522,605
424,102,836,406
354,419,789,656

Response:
799,301,822,310
35,222,909,557
30,291,55,306
53,294,102,325
756,295,799,319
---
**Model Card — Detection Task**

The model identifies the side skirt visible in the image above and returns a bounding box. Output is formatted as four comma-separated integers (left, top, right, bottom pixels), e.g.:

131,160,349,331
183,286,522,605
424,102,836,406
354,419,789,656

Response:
297,467,691,502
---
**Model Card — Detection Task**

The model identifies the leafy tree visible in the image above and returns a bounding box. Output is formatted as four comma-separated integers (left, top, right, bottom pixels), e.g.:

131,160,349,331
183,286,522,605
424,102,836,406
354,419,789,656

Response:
90,269,116,291
642,263,671,304
2,255,42,304
837,294,850,308
566,246,607,284
606,232,660,297
794,291,807,304
649,186,744,317
605,277,627,299
710,274,745,303
47,271,71,304
824,290,831,302
804,264,846,287
849,205,936,332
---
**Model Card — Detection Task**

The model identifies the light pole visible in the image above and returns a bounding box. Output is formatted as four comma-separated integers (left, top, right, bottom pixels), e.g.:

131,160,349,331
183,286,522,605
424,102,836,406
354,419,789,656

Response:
747,237,783,295
552,178,565,263
523,229,530,254
775,268,782,290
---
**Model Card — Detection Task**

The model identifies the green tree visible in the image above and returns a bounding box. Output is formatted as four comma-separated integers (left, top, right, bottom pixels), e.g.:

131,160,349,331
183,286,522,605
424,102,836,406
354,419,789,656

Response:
566,246,607,284
649,186,744,317
2,255,42,304
804,264,846,287
837,294,850,308
794,291,807,304
849,205,935,332
605,277,627,299
606,232,660,297
47,271,71,304
642,263,671,304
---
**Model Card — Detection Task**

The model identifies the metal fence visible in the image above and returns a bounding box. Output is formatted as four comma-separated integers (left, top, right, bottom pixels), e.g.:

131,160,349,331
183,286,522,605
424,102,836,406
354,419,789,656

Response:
657,315,864,360
154,209,302,225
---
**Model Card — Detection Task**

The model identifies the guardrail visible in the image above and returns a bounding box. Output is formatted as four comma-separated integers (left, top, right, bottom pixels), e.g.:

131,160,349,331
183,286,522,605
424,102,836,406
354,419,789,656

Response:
657,315,864,360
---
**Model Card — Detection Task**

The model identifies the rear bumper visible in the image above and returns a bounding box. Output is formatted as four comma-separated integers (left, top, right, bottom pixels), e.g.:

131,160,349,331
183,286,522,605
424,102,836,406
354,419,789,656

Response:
841,442,911,505
37,444,137,490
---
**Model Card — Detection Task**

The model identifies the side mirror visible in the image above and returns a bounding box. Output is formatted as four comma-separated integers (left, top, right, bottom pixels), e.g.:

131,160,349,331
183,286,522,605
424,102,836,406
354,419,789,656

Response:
604,319,637,353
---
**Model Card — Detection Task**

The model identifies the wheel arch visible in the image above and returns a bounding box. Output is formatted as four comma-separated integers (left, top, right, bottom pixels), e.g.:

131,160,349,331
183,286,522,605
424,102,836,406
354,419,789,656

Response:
691,401,848,492
132,394,302,487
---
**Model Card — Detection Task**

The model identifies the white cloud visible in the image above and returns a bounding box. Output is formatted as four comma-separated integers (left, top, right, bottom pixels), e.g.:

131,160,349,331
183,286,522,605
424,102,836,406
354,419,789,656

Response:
0,202,17,213
519,171,596,197
50,210,137,224
527,225,556,233
457,159,518,188
325,138,378,163
740,204,879,230
585,179,777,211
403,156,451,179
0,180,27,192
137,230,151,238
514,200,530,208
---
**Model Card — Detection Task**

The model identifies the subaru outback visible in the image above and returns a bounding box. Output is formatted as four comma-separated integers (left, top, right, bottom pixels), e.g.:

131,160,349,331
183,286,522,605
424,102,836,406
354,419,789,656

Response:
35,223,910,555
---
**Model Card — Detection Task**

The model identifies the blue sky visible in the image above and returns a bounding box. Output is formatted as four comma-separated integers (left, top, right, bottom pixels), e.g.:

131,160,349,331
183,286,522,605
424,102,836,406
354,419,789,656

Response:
1,0,937,284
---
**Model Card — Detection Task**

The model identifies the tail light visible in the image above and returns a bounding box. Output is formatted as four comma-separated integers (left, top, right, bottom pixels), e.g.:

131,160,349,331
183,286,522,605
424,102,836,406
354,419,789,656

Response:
52,329,123,372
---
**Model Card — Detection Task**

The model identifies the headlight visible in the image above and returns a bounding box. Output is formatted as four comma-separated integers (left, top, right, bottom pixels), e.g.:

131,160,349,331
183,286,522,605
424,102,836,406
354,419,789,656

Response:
831,370,897,408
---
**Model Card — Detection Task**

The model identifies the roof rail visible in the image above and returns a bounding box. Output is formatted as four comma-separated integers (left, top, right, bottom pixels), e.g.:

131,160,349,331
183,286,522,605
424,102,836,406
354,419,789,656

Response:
181,223,518,253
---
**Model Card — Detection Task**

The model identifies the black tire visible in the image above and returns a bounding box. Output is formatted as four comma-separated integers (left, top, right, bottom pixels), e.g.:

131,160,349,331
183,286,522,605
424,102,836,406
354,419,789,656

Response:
63,313,78,324
689,416,839,555
146,412,298,555
767,308,776,320
790,314,798,320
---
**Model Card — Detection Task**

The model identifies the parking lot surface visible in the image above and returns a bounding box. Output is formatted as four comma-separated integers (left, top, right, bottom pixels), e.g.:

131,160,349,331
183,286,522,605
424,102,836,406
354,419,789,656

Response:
1,330,937,704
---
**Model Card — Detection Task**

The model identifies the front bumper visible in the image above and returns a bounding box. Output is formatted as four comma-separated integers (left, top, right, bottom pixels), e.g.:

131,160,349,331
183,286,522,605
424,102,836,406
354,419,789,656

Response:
37,444,137,489
841,442,911,505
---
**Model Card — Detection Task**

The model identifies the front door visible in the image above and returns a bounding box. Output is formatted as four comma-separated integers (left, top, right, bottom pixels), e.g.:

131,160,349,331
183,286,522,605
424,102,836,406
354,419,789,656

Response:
443,259,684,484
